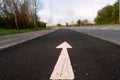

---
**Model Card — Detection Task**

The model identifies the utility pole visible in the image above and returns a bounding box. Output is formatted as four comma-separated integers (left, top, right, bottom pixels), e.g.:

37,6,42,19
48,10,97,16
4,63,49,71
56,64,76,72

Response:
50,0,52,27
118,0,120,24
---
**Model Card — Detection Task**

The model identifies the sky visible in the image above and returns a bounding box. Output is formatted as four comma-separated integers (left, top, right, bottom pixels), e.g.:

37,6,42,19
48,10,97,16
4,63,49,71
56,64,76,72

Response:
37,0,117,26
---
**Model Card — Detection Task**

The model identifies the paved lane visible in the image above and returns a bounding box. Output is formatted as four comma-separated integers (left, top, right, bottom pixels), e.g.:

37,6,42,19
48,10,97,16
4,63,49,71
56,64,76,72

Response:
71,26,120,45
0,29,120,80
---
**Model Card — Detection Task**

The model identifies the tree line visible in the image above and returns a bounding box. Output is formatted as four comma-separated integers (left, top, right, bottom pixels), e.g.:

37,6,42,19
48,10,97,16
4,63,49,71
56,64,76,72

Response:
94,0,119,25
0,0,45,29
56,19,92,27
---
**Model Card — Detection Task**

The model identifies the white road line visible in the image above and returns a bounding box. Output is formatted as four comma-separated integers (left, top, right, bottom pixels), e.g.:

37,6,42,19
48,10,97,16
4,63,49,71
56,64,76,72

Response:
50,41,74,80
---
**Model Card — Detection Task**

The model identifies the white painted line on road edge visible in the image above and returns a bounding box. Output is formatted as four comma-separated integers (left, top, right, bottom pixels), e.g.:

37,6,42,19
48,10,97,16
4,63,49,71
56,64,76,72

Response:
50,41,74,80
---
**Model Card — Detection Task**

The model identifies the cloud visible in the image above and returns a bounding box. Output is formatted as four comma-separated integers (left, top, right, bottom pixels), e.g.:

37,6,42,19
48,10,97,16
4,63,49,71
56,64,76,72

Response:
95,0,116,4
95,0,109,2
38,0,117,25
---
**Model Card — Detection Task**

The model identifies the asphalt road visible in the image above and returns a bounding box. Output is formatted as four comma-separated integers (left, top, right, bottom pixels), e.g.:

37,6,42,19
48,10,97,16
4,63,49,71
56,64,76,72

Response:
0,29,120,80
71,27,120,45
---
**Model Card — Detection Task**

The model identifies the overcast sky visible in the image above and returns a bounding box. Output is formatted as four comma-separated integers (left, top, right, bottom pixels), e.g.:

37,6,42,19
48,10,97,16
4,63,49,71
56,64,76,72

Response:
37,0,117,25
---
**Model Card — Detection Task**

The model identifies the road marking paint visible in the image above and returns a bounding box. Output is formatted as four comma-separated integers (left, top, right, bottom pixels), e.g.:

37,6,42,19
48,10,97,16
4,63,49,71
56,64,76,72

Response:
50,41,74,80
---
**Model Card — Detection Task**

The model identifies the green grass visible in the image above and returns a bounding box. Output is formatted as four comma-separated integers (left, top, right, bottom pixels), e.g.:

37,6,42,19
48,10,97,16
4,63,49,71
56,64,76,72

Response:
0,27,49,36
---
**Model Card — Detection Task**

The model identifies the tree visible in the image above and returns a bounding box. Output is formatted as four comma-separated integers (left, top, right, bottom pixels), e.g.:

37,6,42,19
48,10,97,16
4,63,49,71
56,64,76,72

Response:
10,0,19,29
95,1,119,25
0,0,43,29
66,22,68,27
77,19,81,26
95,5,113,24
31,0,43,28
81,19,89,25
113,1,119,24
57,23,61,27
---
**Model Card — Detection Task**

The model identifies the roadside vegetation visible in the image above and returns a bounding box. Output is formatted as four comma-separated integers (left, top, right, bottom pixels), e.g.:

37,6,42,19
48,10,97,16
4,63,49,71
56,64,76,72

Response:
94,0,119,25
0,0,49,35
0,28,49,36
0,0,46,29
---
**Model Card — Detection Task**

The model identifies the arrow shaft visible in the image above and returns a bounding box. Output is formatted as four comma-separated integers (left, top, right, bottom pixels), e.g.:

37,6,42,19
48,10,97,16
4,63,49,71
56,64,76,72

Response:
50,48,74,79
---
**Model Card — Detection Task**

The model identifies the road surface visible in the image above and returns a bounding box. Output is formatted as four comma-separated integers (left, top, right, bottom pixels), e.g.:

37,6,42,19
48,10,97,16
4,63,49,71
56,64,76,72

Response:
0,29,56,50
71,26,120,45
0,29,120,80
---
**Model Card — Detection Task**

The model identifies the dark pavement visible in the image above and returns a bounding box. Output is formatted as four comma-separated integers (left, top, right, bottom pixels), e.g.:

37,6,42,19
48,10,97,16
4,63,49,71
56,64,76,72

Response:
0,29,120,80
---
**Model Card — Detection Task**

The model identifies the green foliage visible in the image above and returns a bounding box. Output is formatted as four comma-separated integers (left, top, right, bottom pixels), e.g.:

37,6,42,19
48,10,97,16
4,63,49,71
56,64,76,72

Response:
66,23,68,27
81,19,89,25
95,1,119,25
38,21,46,28
57,23,62,27
77,20,81,26
0,0,44,29
0,28,48,36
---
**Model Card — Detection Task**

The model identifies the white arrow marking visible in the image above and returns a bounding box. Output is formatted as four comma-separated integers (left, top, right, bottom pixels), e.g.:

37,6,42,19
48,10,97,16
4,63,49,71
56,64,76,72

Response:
50,41,74,80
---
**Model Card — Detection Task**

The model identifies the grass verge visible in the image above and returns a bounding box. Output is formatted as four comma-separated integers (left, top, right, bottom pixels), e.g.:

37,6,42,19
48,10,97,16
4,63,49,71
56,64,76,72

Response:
0,27,50,36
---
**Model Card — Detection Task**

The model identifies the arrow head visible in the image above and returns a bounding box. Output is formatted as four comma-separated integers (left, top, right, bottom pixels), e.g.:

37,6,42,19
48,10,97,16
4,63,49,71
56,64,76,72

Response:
56,41,72,49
